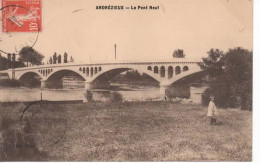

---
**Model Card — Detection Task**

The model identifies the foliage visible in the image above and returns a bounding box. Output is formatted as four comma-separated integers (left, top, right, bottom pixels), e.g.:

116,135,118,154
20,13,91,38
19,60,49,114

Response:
201,80,229,108
70,56,73,62
173,49,185,58
125,70,142,80
0,55,24,70
30,78,41,87
11,54,15,61
53,52,57,64
225,47,252,110
111,92,123,102
7,53,11,60
18,46,44,66
58,54,62,64
200,47,252,110
198,48,225,77
64,52,68,63
0,79,22,87
84,90,93,102
110,70,159,86
49,57,53,64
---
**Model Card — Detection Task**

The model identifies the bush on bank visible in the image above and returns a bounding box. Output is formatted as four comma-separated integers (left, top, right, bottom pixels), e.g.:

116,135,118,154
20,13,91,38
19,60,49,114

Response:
0,79,22,87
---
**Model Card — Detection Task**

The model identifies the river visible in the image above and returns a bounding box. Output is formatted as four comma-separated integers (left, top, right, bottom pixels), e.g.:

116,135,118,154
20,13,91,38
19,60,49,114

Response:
0,84,208,104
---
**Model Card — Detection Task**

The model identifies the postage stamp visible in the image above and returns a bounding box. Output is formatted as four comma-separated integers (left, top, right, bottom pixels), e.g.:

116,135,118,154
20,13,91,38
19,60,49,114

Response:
1,0,41,32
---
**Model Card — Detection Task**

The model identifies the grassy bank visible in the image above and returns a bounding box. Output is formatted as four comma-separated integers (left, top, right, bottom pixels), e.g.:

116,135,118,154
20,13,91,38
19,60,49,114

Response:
0,102,252,161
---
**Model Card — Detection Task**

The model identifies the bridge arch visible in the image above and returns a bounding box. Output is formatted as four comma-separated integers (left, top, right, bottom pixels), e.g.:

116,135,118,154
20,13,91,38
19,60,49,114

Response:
90,67,94,77
183,66,189,72
175,66,181,75
86,67,89,76
168,66,173,79
18,71,43,87
154,66,158,74
160,66,165,77
44,69,86,82
163,69,204,86
18,71,42,81
89,66,161,84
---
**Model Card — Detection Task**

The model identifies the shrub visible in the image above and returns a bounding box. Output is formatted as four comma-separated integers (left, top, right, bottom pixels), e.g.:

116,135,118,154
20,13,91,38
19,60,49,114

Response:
0,79,22,87
111,92,123,103
201,86,229,108
30,78,41,87
84,90,93,102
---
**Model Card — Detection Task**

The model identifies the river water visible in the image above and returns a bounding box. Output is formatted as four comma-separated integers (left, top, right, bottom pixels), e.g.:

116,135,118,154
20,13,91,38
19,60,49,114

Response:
0,84,208,104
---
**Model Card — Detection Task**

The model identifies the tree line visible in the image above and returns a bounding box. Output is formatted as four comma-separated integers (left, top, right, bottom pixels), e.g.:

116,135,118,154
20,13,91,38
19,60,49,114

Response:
0,46,45,69
0,53,24,70
48,52,74,64
199,47,252,110
0,46,75,70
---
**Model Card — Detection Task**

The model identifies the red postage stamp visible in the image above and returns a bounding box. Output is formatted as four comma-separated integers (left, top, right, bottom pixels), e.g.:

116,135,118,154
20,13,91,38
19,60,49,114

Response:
1,0,42,32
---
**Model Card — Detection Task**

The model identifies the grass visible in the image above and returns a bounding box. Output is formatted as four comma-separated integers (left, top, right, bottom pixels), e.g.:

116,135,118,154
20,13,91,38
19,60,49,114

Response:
0,101,252,161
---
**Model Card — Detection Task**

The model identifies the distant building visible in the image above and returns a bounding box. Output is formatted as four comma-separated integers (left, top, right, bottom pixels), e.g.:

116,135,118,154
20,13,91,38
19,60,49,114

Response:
61,76,84,89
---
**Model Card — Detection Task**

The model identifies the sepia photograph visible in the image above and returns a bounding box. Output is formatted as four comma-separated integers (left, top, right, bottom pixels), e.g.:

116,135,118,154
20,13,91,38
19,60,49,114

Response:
0,0,254,161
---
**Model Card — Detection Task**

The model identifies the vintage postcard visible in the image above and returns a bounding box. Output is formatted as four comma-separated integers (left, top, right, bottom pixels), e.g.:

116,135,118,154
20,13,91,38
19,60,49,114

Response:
0,0,253,161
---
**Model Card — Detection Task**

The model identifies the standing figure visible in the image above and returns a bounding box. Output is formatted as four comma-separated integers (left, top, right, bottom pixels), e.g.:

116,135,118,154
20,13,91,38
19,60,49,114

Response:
207,95,218,125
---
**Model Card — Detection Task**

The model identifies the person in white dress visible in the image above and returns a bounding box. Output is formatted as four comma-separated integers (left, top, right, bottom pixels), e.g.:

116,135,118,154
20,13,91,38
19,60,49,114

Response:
207,95,218,125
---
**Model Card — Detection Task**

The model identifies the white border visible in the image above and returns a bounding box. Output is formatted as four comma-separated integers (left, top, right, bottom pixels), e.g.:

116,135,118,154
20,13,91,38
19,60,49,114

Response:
253,0,260,162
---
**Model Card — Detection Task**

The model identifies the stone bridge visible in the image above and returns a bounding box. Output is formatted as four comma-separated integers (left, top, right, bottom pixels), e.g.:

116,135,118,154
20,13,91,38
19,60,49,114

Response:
1,60,203,94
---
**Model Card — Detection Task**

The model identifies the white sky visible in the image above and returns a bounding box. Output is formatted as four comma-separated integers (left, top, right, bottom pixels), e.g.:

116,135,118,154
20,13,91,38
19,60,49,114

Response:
2,0,253,63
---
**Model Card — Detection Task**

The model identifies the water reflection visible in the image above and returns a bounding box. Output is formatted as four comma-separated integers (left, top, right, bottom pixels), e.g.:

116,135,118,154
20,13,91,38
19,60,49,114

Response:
0,84,207,104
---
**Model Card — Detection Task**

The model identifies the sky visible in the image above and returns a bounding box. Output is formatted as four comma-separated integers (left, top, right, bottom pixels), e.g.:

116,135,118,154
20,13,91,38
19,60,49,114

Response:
1,0,253,63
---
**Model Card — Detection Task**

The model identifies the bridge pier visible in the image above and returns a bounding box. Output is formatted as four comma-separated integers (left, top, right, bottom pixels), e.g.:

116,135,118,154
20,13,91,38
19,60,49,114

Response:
84,82,94,102
84,82,93,90
41,80,47,89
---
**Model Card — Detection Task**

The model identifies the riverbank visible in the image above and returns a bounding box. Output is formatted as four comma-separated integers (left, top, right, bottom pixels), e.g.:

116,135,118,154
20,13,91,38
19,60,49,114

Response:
0,102,252,161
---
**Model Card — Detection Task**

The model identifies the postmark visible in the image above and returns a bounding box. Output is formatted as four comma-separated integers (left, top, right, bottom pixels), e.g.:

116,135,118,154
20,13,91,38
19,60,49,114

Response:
19,101,67,149
0,0,41,54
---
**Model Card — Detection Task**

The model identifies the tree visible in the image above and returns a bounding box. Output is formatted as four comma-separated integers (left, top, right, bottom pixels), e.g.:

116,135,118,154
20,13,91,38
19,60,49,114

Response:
70,56,74,63
64,52,68,63
19,46,44,66
200,47,252,110
49,57,53,64
225,47,252,110
198,48,225,77
58,54,61,64
125,70,141,80
173,49,185,58
11,53,16,62
53,52,57,64
199,49,228,108
7,54,11,61
0,55,24,70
